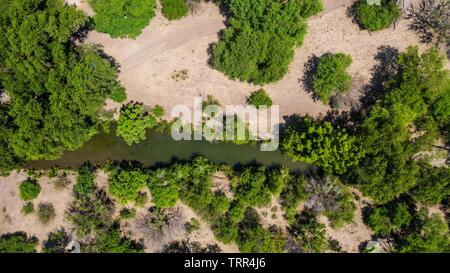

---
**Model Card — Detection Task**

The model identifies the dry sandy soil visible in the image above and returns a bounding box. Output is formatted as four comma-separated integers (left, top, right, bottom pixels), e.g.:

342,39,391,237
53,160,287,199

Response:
76,0,443,121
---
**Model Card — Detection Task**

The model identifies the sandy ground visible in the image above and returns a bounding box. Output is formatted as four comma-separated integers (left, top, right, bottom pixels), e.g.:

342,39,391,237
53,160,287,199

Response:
0,171,75,251
76,1,443,121
319,189,374,253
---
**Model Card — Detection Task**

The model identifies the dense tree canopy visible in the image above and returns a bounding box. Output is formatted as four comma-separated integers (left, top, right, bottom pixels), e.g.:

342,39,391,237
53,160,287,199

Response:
352,47,450,203
212,0,323,84
89,0,156,38
0,0,125,163
161,0,189,21
282,117,365,174
116,103,158,145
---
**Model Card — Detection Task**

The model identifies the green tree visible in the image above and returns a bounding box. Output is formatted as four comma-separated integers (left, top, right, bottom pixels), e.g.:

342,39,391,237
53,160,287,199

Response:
89,0,156,38
161,0,189,21
108,167,149,204
355,0,400,31
147,167,182,208
366,203,413,236
212,0,323,84
313,53,352,104
74,163,96,197
399,212,449,253
411,164,450,205
43,229,71,253
282,117,365,174
84,223,144,253
116,103,158,145
19,178,41,201
0,232,37,253
288,210,328,253
0,0,125,160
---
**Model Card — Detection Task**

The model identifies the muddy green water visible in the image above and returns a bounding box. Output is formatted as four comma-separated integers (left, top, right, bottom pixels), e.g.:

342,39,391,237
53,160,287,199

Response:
28,127,311,171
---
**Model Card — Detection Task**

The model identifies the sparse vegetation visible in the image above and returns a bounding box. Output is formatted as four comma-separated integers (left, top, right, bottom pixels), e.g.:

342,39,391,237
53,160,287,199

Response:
37,202,56,225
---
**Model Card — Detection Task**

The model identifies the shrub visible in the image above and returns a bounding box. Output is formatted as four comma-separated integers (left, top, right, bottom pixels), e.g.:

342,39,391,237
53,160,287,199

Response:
247,89,273,108
21,202,34,215
288,211,328,253
399,211,449,253
147,168,181,208
184,218,200,234
281,175,310,224
0,232,37,253
135,191,149,207
53,172,71,191
89,0,157,38
410,164,450,205
366,203,412,236
66,190,114,237
19,178,41,201
74,163,96,197
84,223,144,253
162,240,222,253
116,103,158,145
355,0,400,31
212,0,323,84
161,0,189,21
408,0,450,49
120,208,136,219
232,166,272,207
37,202,56,225
110,87,127,103
108,168,148,204
312,53,352,104
43,229,71,253
238,225,286,253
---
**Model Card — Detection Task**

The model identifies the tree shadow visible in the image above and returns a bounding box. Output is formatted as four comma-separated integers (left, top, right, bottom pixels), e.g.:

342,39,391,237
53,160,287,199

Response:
96,44,122,72
302,54,321,102
359,46,399,113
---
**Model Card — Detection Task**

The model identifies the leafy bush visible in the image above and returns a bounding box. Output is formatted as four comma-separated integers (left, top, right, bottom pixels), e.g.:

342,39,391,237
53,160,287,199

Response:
37,202,56,225
43,229,71,253
110,87,127,103
267,167,290,196
366,203,412,236
108,167,148,204
281,174,310,224
135,191,149,207
247,89,273,108
84,223,144,253
324,188,356,229
184,218,200,234
116,103,158,145
232,166,272,207
0,232,37,253
19,178,40,201
355,0,400,31
312,53,352,104
239,225,285,253
281,117,365,174
288,210,328,253
410,164,450,205
89,0,157,38
162,240,222,253
21,202,34,215
212,0,323,84
66,190,114,237
148,167,182,208
74,163,96,197
399,210,449,253
161,0,189,20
